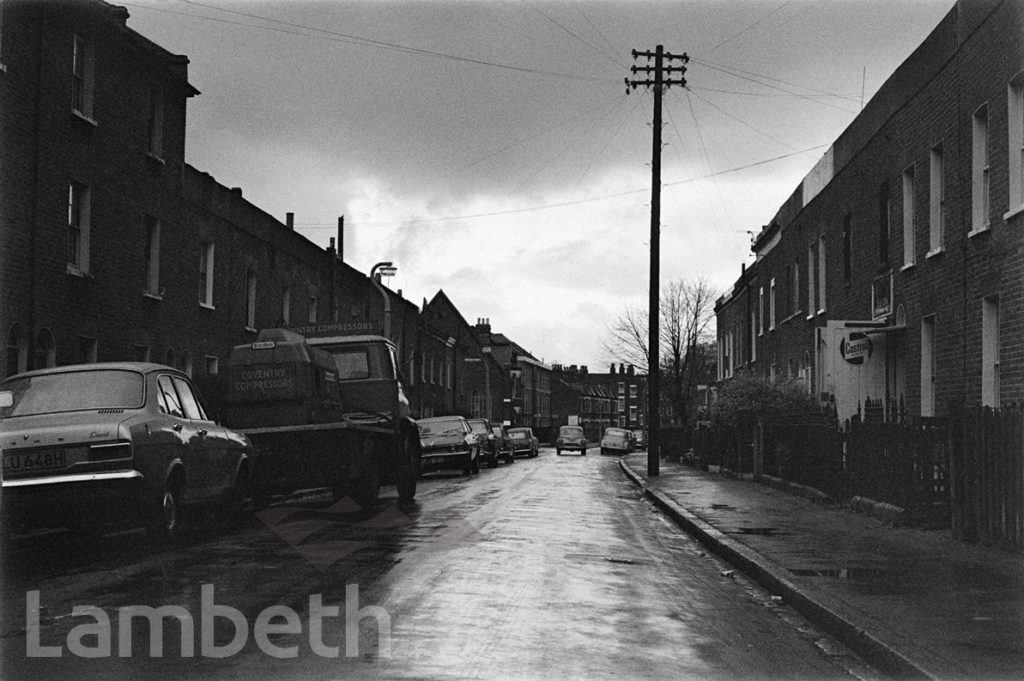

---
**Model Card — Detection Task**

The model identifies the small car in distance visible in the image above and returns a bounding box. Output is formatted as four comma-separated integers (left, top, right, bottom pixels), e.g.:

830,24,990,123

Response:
0,363,253,538
600,427,635,456
632,430,647,450
466,418,500,468
555,425,587,456
506,427,539,458
490,424,515,464
417,415,480,475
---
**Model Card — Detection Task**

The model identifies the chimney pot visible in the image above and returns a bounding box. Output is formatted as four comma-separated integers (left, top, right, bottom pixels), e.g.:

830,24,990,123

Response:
286,212,294,229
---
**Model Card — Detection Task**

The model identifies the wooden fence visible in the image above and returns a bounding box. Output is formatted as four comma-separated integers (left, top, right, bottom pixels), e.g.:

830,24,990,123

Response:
950,407,1024,547
690,406,1024,548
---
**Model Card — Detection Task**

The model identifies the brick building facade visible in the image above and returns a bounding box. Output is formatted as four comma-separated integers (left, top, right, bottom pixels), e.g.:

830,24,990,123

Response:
0,0,570,427
715,0,1024,423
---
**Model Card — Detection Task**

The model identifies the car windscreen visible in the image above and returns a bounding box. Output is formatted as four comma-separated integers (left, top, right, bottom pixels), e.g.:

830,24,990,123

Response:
467,421,488,434
418,419,464,436
1,370,145,417
508,431,527,439
559,427,583,436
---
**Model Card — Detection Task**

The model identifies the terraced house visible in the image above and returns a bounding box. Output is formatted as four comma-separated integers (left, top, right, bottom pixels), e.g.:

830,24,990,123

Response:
0,0,544,426
716,0,1024,424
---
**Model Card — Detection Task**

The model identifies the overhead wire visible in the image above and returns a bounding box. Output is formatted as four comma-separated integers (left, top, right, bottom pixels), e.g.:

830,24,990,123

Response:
441,94,628,180
297,145,828,229
123,0,613,83
577,89,645,186
532,6,627,70
685,87,799,152
707,0,793,53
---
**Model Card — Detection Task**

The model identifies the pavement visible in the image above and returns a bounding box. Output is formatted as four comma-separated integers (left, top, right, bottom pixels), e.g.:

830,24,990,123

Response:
619,453,1024,681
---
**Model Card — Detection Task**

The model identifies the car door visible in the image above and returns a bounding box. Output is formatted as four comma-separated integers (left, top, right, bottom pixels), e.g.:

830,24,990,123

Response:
156,374,207,502
171,375,235,500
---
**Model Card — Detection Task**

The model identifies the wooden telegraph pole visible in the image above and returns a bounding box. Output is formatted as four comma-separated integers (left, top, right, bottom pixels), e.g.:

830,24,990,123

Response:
626,46,688,477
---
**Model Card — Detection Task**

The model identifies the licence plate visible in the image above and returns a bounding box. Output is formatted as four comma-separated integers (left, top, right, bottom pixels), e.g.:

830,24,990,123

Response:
3,450,68,475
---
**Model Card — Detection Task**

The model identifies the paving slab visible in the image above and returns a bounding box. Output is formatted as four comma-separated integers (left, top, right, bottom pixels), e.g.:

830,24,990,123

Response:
620,453,1024,681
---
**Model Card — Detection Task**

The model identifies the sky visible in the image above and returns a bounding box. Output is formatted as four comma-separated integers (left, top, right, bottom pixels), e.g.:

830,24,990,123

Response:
122,0,955,370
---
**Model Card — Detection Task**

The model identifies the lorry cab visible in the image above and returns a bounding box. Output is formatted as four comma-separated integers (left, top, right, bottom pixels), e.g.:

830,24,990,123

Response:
305,334,411,423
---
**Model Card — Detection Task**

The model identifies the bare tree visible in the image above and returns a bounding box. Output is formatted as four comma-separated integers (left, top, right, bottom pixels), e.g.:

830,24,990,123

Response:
604,277,718,426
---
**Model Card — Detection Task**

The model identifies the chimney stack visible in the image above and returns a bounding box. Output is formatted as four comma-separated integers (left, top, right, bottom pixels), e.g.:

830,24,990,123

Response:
337,216,344,261
286,212,294,230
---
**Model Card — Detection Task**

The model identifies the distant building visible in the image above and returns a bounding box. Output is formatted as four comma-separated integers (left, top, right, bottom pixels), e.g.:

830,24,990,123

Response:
473,319,552,433
715,0,1024,423
551,363,647,437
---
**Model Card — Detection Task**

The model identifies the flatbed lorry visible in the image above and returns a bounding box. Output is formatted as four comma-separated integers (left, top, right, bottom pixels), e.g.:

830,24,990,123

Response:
224,328,420,507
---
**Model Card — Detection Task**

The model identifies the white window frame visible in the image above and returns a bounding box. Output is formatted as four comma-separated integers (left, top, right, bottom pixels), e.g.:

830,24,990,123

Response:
970,104,990,236
281,286,291,325
902,165,916,269
749,311,757,363
768,278,776,330
1008,74,1024,218
791,259,800,315
67,181,91,275
982,297,999,407
817,234,827,314
806,242,815,319
308,293,318,324
921,315,936,417
199,242,215,308
758,286,765,335
71,34,95,121
928,144,945,256
144,216,161,296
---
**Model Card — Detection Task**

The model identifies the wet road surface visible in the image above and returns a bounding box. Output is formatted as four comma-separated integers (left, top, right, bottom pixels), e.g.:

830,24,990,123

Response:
2,448,879,680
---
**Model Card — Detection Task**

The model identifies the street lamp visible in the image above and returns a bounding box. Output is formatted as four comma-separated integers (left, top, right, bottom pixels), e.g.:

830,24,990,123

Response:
370,261,397,339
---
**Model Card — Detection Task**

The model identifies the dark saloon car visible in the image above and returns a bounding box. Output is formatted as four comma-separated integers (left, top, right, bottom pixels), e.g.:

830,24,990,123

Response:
490,424,515,465
506,427,539,458
0,363,253,538
555,425,587,456
417,415,480,475
466,418,500,468
599,427,635,456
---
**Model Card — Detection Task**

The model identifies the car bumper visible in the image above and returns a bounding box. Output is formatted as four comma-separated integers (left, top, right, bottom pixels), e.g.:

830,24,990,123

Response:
2,470,146,530
420,449,472,470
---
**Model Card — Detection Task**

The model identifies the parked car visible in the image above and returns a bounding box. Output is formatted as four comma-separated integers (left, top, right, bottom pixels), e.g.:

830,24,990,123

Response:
417,415,480,475
490,424,515,464
632,429,647,450
555,425,587,456
600,427,635,456
506,427,539,457
466,418,500,468
0,363,254,538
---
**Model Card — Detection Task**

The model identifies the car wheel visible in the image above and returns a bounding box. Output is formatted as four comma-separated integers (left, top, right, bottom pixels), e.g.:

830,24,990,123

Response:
224,463,251,523
395,430,419,504
147,478,182,541
347,467,380,509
